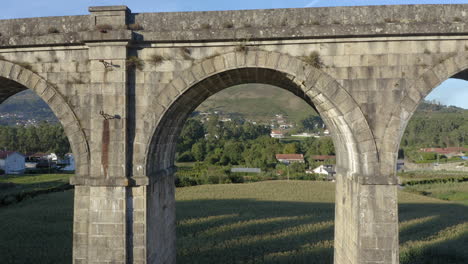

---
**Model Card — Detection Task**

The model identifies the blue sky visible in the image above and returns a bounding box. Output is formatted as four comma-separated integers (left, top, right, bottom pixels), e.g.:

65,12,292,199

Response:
2,0,468,108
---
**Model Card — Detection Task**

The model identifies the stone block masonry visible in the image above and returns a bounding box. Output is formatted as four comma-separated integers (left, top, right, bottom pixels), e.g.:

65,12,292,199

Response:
1,4,468,264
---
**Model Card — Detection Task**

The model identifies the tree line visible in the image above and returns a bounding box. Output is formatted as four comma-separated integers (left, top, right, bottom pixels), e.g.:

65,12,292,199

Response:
176,116,335,170
0,122,70,157
400,111,468,160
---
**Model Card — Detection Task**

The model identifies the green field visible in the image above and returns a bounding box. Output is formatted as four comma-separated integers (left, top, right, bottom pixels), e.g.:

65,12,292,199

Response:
0,174,71,206
0,181,467,264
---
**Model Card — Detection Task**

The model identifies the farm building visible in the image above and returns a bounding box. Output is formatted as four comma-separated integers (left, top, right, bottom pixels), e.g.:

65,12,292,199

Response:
311,155,336,162
310,164,336,181
419,147,468,157
0,151,26,175
270,130,285,139
276,154,305,164
230,168,261,173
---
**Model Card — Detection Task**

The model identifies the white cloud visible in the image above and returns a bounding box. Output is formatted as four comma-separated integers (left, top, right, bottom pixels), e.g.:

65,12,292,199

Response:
305,0,321,7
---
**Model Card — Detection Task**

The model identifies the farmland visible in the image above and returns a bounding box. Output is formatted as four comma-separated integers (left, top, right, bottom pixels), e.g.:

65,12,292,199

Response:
0,174,71,206
0,180,467,263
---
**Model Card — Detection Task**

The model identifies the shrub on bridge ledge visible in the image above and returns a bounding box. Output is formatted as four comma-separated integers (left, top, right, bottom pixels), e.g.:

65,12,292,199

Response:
302,51,324,69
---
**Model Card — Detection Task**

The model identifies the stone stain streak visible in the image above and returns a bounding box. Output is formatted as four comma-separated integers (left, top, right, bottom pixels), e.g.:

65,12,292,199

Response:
101,118,110,178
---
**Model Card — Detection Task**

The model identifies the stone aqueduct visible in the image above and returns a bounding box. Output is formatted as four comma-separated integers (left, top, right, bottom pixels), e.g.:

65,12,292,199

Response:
1,4,468,263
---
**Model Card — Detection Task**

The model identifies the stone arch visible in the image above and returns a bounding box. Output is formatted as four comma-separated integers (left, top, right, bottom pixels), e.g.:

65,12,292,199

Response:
144,50,378,181
380,52,468,175
142,50,379,263
0,60,89,177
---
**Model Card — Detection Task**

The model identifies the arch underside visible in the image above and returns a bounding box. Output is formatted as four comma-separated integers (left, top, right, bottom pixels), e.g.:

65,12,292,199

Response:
146,67,358,180
380,53,468,179
451,68,468,81
0,60,89,178
0,77,27,104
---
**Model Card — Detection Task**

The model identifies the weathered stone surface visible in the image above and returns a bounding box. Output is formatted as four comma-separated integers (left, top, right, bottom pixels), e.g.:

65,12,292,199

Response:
2,4,468,264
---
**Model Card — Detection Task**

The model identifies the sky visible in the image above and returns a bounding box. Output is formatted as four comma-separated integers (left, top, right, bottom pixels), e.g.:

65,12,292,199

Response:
2,0,468,108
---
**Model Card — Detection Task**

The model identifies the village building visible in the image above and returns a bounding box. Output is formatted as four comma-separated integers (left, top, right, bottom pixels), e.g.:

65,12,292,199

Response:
311,155,336,163
276,154,305,164
26,152,58,169
0,151,26,175
279,124,293,129
291,132,314,138
419,147,468,158
309,164,336,181
270,130,285,139
230,168,261,173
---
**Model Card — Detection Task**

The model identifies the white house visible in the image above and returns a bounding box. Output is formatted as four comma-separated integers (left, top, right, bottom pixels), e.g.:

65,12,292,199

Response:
291,132,313,138
0,151,26,175
312,164,336,176
270,130,285,139
310,164,336,181
47,153,58,162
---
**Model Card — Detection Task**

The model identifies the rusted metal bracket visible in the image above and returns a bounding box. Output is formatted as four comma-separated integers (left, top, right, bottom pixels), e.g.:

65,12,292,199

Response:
98,59,118,70
99,110,120,120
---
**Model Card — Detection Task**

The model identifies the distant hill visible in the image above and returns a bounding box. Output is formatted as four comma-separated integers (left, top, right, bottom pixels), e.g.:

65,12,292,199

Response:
0,90,57,126
0,85,466,126
196,84,317,123
416,100,466,113
0,84,318,126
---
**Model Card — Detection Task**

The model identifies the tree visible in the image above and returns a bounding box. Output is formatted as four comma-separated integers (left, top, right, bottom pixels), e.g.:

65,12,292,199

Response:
283,143,299,154
178,119,205,153
191,141,206,161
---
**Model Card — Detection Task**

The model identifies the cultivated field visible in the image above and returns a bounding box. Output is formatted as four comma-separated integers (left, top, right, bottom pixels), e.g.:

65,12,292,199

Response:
0,181,467,263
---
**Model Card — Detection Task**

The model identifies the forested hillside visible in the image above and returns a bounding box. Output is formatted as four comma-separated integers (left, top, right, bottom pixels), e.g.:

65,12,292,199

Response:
0,90,58,125
0,85,467,157
196,84,317,122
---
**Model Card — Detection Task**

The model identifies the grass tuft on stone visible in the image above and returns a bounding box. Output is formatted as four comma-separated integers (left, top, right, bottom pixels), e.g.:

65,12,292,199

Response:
47,27,60,34
302,51,324,69
96,24,113,33
200,23,212,29
127,23,144,30
149,54,165,66
181,47,193,60
126,56,145,70
223,21,234,29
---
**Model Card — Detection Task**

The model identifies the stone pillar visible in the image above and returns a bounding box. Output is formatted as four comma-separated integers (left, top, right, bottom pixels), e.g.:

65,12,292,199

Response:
334,171,399,264
72,6,137,261
73,186,128,263
147,170,177,264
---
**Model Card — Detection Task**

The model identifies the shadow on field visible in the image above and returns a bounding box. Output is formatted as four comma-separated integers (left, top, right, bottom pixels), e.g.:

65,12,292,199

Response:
0,180,72,207
176,199,468,264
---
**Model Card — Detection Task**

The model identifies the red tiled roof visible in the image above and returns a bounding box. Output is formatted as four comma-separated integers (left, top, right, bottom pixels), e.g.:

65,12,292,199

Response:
27,152,49,158
276,154,304,160
271,130,283,134
420,147,468,154
311,155,336,160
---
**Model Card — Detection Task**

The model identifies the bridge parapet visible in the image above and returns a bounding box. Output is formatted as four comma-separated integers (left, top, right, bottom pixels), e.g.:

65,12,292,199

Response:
1,5,468,47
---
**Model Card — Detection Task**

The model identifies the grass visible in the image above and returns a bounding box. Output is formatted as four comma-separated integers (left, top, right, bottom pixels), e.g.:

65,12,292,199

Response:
0,191,73,264
404,181,468,205
0,181,467,263
126,56,145,70
0,173,71,197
